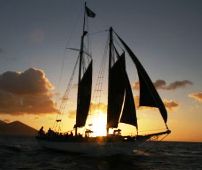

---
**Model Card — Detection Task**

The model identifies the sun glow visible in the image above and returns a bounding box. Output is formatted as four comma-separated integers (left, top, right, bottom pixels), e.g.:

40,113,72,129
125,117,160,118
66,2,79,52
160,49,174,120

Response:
91,111,107,136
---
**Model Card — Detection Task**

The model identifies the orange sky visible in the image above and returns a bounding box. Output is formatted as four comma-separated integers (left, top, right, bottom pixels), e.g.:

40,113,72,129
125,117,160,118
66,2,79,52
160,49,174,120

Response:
1,96,202,142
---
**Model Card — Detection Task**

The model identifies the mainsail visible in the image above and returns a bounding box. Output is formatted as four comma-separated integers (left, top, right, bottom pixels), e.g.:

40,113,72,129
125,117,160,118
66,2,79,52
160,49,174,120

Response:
107,51,137,128
120,70,137,128
75,61,92,127
107,28,138,129
107,54,126,128
116,33,168,123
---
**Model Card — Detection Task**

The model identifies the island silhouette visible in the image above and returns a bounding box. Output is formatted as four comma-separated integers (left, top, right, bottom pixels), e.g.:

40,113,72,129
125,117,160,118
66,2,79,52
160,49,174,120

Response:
0,120,37,136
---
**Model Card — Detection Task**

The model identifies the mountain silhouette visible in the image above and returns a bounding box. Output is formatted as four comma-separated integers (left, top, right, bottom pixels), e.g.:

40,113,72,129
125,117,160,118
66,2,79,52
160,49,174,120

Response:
0,120,7,125
0,120,37,136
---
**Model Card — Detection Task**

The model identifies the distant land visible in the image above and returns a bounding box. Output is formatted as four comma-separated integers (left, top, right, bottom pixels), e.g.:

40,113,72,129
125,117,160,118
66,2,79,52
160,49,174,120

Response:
0,120,37,136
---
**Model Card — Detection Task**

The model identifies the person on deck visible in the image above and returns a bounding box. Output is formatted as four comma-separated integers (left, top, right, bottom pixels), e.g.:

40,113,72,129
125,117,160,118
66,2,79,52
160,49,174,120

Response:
38,126,45,136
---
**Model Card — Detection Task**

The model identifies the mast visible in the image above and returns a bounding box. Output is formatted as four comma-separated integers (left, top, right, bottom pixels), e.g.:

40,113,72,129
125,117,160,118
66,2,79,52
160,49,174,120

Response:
74,2,95,136
78,1,87,89
75,2,87,136
107,27,113,135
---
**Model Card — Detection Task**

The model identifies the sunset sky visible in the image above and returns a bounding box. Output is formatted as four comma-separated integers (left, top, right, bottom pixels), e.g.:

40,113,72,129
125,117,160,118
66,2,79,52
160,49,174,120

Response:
0,0,202,142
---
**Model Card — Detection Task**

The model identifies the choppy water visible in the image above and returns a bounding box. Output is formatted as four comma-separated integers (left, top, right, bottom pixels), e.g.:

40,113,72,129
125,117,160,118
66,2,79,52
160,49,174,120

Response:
0,136,201,170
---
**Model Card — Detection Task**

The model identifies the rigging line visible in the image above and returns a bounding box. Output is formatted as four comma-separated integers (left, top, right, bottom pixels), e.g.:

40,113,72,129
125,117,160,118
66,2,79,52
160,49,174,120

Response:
87,36,109,121
159,134,169,141
54,1,89,131
94,37,109,103
59,54,80,112
137,134,169,154
86,14,92,57
55,2,82,104
53,54,80,130
113,35,125,52
66,48,92,58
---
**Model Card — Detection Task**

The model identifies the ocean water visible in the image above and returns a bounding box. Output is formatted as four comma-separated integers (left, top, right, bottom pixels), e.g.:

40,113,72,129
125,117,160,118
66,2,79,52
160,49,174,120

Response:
0,136,201,170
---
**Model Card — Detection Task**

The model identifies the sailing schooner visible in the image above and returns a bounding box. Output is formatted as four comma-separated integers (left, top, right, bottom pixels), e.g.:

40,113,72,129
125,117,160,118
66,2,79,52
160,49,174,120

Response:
36,2,171,155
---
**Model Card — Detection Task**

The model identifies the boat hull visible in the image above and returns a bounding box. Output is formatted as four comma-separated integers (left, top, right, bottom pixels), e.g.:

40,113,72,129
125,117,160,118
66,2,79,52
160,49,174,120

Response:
36,130,170,155
37,138,143,155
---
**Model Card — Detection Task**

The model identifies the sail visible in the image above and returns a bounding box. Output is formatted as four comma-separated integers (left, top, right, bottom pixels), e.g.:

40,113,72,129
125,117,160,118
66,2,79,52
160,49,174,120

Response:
120,71,137,127
75,61,92,127
116,34,167,123
107,55,126,128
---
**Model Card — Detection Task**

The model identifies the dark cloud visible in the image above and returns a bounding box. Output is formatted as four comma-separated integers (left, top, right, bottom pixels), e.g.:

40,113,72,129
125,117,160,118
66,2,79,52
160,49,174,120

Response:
165,80,193,90
153,80,166,89
133,79,193,90
189,92,202,103
0,68,52,95
0,68,57,114
0,48,3,53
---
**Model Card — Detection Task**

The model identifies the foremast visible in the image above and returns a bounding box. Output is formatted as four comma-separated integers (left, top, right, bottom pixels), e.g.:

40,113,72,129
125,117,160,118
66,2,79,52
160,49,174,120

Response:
75,2,86,136
74,2,95,135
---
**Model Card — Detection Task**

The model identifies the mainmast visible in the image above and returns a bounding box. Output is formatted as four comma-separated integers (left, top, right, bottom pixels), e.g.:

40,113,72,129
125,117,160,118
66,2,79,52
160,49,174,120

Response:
106,28,138,135
107,27,113,135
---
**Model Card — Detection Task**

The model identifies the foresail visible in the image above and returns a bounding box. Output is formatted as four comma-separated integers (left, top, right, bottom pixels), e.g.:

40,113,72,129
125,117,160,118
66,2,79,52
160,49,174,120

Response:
75,61,92,127
116,34,167,123
120,71,137,128
107,55,126,128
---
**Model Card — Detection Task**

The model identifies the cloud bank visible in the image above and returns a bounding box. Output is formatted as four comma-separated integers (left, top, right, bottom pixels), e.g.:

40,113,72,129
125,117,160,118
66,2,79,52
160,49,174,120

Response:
0,68,57,114
133,79,193,90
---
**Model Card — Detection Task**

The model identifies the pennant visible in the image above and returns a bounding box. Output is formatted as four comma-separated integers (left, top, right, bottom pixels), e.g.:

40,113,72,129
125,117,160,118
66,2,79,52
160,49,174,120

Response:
85,6,96,18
